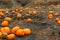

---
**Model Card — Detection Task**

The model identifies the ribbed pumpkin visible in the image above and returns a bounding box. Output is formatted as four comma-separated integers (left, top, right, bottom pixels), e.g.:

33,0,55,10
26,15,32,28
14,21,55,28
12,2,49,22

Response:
1,27,10,34
1,21,9,27
12,26,20,34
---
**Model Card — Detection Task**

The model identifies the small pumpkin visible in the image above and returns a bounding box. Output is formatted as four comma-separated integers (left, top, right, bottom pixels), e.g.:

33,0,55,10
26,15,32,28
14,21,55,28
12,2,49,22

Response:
49,11,54,14
55,13,59,16
15,9,19,12
17,13,22,18
55,18,59,22
12,11,15,14
1,27,10,34
32,11,37,15
27,18,32,23
7,34,15,40
28,11,32,14
12,26,20,34
1,21,9,27
19,9,23,13
23,28,31,35
0,12,4,17
48,14,53,19
4,17,12,22
16,29,24,37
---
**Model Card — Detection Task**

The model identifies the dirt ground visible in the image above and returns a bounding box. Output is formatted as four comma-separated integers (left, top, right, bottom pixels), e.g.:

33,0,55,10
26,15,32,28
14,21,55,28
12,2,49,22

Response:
0,0,60,40
0,4,60,40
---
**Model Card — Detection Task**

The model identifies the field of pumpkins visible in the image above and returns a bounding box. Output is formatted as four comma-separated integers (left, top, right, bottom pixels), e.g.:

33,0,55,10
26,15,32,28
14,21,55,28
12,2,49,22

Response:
0,4,60,40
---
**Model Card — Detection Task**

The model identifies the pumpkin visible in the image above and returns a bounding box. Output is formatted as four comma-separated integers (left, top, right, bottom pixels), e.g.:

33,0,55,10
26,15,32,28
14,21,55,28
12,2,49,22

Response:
15,9,19,12
55,13,59,16
4,17,12,22
49,11,54,14
0,32,2,38
12,26,20,34
0,12,4,17
7,34,15,40
32,11,37,15
1,21,9,27
55,18,59,22
1,27,10,34
17,13,22,18
23,28,31,35
28,11,32,14
19,9,23,13
27,18,32,23
16,29,24,37
12,11,15,14
48,14,53,19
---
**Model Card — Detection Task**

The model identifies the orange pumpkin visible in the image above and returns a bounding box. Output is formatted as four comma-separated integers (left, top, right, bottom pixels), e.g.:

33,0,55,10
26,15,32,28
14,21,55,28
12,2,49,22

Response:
28,11,32,14
32,11,37,15
15,9,19,12
0,32,2,38
17,13,22,18
1,21,9,27
0,12,4,17
20,9,23,13
48,14,53,19
7,34,15,40
55,18,60,22
12,11,15,14
1,27,10,34
23,28,31,35
16,29,24,37
49,11,54,14
27,18,32,23
12,26,20,34
4,17,12,22
55,13,59,16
